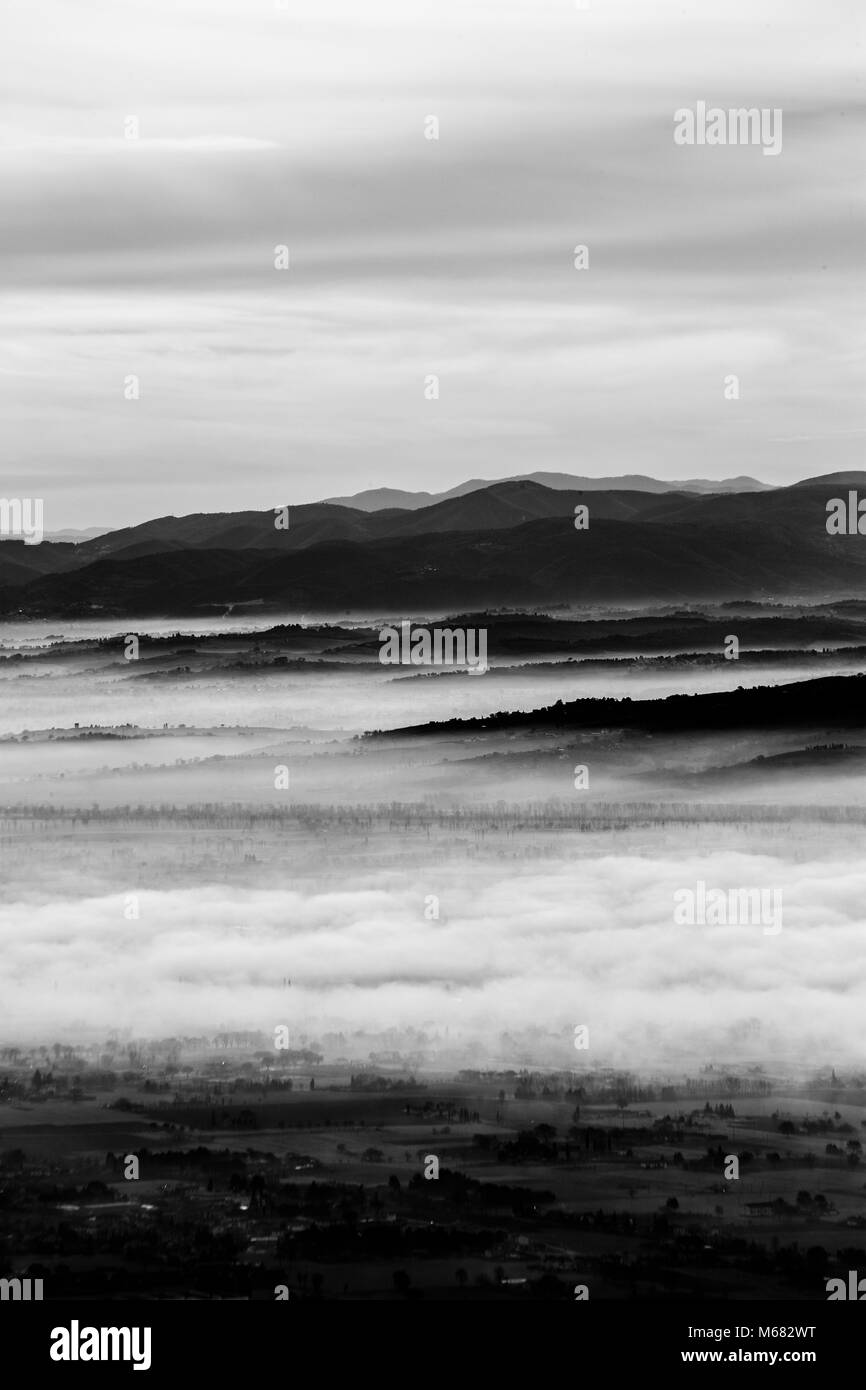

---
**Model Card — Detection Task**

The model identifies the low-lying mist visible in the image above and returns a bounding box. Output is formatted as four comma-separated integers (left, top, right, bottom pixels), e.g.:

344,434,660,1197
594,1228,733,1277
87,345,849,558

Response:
1,827,863,1071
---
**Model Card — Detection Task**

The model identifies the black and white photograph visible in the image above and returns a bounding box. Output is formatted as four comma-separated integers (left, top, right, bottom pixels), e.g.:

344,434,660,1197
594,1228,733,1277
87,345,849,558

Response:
0,0,864,1360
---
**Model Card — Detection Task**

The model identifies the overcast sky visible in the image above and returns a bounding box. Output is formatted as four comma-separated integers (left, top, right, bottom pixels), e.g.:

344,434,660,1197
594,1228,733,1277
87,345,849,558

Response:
2,0,864,527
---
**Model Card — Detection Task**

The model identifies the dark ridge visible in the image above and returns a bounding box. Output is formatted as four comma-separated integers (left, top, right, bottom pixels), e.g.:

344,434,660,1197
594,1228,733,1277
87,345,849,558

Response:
373,673,866,737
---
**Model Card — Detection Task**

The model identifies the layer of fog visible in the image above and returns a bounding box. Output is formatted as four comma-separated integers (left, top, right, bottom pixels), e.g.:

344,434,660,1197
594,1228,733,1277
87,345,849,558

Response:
1,654,863,740
1,846,862,1070
3,721,863,810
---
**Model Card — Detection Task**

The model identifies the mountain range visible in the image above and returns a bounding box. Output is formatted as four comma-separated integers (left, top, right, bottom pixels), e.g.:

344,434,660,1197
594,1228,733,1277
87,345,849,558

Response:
323,472,773,511
1,472,864,617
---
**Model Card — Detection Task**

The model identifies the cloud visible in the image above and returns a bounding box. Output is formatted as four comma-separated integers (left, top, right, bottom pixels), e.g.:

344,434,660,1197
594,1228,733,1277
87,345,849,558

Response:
2,849,862,1069
1,0,863,521
2,136,281,154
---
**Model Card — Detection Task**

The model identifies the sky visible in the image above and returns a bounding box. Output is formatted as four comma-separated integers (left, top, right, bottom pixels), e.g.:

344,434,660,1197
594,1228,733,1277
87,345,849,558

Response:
1,0,864,528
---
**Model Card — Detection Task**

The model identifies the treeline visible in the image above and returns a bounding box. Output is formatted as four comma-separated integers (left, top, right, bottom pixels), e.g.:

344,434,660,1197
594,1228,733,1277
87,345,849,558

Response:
382,673,866,737
104,1146,276,1175
407,1168,556,1209
4,798,866,831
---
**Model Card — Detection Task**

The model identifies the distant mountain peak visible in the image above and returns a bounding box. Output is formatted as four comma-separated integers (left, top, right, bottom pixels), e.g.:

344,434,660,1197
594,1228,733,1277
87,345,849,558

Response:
324,473,773,511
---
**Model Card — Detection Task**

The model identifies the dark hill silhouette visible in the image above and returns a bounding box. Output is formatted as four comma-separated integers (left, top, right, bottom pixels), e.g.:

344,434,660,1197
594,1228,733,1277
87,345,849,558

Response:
0,539,81,589
74,503,375,560
70,481,690,563
325,472,774,509
791,471,866,489
2,472,865,615
61,472,866,565
380,674,866,737
5,506,866,615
